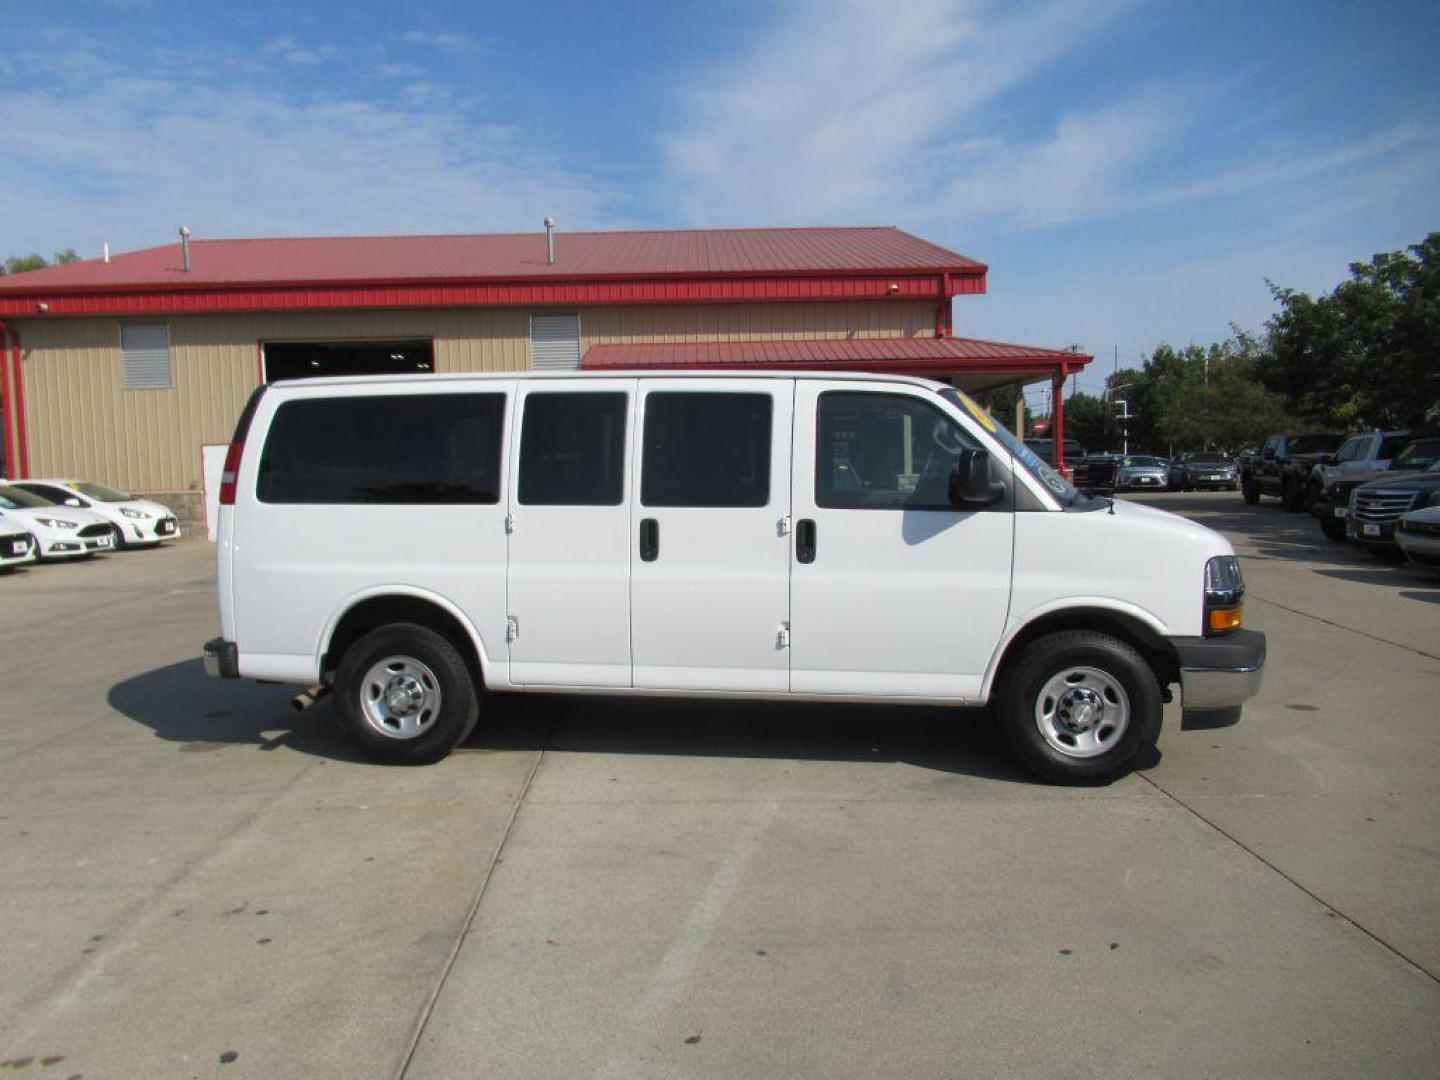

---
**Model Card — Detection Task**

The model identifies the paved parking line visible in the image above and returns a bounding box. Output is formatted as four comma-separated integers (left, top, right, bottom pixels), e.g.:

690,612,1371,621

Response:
1248,592,1440,661
397,745,549,1079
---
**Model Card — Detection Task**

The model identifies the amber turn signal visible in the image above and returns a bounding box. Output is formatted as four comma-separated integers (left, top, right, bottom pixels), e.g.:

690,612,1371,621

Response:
1208,606,1244,634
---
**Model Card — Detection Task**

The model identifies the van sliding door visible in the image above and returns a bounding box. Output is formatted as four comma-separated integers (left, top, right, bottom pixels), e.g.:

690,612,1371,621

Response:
629,380,794,692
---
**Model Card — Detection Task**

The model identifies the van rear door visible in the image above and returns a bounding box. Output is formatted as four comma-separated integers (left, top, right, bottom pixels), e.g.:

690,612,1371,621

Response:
629,379,794,691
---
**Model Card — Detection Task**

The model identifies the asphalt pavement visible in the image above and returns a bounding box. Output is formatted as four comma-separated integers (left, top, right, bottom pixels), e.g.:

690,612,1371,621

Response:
1,492,1437,1079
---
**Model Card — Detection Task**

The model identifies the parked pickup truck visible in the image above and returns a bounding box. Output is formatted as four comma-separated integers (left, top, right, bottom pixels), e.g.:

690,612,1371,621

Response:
1240,433,1345,511
1316,436,1440,541
1308,429,1430,527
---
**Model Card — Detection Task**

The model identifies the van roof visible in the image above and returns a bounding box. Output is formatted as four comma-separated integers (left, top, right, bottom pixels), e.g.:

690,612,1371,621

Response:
258,369,952,393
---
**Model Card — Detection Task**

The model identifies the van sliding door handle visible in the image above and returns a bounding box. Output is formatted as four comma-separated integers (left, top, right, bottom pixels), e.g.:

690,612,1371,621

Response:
639,518,660,562
796,518,816,564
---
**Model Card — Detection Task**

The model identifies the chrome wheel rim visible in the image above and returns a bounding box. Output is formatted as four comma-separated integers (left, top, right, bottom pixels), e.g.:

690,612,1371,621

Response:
1034,666,1130,758
359,656,442,740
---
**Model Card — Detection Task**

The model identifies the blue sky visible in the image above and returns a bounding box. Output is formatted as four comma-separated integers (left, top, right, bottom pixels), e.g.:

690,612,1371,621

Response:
2,0,1437,398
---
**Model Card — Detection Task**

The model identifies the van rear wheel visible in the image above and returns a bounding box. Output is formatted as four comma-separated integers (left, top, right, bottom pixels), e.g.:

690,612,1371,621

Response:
334,623,479,765
997,631,1162,783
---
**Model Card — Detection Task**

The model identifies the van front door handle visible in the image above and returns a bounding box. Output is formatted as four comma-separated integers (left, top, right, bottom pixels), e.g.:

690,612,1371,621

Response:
796,518,816,564
639,518,659,562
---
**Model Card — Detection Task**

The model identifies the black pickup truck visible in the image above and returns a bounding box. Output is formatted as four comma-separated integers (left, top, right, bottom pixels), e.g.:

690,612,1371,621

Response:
1240,433,1345,511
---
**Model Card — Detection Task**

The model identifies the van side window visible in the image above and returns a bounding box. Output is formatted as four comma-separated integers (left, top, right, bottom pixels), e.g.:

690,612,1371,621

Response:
816,391,978,510
518,392,628,506
641,392,772,508
257,394,505,505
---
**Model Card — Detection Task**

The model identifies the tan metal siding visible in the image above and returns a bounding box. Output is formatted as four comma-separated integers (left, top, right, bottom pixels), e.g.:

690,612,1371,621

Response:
12,300,929,493
580,300,932,351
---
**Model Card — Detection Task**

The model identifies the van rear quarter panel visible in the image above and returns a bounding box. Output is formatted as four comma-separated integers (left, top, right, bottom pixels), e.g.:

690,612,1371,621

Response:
228,384,512,682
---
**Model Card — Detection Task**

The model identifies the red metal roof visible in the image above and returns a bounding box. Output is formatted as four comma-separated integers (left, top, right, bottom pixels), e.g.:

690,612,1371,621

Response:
0,227,984,293
583,336,1089,375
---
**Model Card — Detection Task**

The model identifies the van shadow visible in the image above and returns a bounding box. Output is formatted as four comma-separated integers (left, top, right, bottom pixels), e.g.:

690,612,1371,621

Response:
109,659,1050,782
107,658,366,762
475,692,1040,783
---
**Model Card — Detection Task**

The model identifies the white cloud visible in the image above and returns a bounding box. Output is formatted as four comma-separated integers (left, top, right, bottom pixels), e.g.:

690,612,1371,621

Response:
261,35,341,65
664,0,1142,226
401,31,473,50
0,43,614,254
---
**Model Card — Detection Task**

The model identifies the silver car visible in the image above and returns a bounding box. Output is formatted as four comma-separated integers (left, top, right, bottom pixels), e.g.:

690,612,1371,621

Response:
1397,506,1440,573
1116,455,1171,491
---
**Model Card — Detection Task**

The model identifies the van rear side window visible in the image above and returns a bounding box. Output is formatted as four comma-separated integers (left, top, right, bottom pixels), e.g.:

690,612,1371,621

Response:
257,394,505,504
641,392,772,507
518,392,628,506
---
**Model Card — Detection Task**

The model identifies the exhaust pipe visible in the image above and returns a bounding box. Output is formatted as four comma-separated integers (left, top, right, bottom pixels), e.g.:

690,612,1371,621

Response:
291,683,331,712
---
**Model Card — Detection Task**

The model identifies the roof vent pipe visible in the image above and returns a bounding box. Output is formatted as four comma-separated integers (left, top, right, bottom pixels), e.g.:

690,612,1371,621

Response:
544,217,555,265
179,226,191,271
103,243,111,264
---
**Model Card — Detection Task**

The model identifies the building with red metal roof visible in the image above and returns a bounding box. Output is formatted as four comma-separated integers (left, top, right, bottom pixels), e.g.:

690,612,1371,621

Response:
0,224,1087,518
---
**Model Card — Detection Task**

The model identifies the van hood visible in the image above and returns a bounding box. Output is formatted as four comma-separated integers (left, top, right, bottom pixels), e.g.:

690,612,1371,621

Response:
1107,496,1235,558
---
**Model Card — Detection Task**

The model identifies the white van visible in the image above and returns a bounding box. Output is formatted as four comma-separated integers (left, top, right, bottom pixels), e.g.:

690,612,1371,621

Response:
204,372,1264,782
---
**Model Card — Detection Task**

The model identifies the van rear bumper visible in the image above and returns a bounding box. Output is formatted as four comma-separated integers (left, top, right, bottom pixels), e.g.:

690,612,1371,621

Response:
1172,629,1266,711
203,637,240,679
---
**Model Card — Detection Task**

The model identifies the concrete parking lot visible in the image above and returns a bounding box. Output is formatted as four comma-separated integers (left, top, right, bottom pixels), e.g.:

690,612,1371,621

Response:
2,493,1438,1079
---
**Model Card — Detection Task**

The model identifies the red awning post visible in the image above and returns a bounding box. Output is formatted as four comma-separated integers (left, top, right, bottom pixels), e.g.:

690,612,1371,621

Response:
1051,372,1066,472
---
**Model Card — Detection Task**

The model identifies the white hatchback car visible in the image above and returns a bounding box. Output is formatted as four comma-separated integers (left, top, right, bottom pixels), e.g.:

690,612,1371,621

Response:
10,479,181,547
0,484,116,559
0,521,37,570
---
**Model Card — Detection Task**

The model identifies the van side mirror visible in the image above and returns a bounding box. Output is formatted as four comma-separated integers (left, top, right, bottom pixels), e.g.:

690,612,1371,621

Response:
65,498,84,507
1261,447,1275,460
949,448,1006,507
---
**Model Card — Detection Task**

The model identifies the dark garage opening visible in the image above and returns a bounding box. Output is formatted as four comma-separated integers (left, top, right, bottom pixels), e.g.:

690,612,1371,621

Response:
263,339,434,382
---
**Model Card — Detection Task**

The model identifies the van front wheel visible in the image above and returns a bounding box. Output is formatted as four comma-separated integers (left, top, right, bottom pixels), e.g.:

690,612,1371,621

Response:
997,631,1162,783
334,623,479,765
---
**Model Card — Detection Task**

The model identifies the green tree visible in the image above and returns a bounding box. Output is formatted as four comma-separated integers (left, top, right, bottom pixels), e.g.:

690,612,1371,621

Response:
1265,232,1440,427
1152,336,1292,454
1060,392,1118,452
1,249,82,275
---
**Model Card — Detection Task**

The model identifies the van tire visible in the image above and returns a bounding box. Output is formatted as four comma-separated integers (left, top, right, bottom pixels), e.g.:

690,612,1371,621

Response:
334,623,480,765
996,630,1162,784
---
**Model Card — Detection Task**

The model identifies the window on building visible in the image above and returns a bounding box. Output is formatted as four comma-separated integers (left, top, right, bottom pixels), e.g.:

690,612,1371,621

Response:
816,391,979,510
263,339,433,382
120,324,173,390
641,392,772,507
529,314,581,371
256,393,505,504
518,392,627,505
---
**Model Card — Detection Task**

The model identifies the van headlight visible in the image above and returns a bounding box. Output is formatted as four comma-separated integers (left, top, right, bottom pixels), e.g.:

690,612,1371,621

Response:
35,517,78,530
120,506,152,519
1204,555,1245,636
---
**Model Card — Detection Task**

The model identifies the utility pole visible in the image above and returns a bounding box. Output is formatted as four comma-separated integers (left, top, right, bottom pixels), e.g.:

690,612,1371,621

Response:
1113,399,1132,456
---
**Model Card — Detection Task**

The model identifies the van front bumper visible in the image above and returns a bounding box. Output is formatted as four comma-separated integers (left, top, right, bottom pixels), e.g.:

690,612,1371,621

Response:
203,637,240,679
1172,629,1266,711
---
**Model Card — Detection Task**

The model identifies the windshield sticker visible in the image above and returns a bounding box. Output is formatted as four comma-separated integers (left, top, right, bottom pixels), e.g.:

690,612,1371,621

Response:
954,390,998,433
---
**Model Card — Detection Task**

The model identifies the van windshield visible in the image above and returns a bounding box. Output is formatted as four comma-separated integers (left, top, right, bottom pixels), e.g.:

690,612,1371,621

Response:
938,388,1079,505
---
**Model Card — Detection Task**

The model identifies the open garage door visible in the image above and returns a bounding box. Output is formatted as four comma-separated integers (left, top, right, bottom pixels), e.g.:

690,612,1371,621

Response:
262,339,434,382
